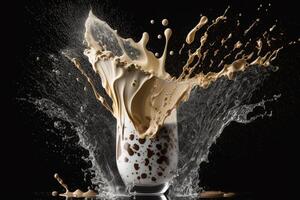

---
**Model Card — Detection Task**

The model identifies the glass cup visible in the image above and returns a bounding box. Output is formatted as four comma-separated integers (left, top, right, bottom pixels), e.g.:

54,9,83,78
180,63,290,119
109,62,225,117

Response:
116,110,178,195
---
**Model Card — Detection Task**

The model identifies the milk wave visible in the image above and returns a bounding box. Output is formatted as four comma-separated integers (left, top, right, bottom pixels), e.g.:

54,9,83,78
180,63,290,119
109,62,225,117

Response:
79,11,281,139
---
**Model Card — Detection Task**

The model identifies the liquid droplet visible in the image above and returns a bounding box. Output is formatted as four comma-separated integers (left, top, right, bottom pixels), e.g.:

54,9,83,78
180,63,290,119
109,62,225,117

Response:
150,19,155,24
271,65,279,72
169,51,174,55
162,19,169,26
235,100,241,106
52,191,58,196
157,34,162,39
155,53,159,57
52,69,60,75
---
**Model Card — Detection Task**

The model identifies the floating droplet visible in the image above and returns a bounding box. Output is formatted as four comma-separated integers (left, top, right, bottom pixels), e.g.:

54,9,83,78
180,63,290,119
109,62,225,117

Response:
269,25,276,32
157,34,162,39
162,19,169,26
52,69,60,75
235,100,241,106
155,53,159,57
36,56,40,61
271,65,279,72
169,51,174,55
80,106,84,113
52,191,58,196
150,19,155,24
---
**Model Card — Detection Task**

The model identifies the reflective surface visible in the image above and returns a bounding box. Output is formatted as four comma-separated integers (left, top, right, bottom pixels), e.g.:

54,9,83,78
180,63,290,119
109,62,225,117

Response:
129,183,170,195
33,192,263,200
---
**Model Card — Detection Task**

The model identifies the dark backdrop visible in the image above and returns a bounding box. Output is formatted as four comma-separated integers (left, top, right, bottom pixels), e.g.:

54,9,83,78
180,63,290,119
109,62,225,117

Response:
14,0,300,198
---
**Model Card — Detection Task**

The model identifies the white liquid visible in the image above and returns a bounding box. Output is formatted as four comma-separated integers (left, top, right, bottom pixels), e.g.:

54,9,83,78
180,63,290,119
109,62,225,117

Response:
116,110,178,186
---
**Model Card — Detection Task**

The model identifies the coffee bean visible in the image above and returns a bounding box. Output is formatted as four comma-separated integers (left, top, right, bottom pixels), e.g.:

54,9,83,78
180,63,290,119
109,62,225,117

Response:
145,158,149,166
133,143,139,151
129,134,134,140
138,138,146,144
134,163,140,170
141,173,147,179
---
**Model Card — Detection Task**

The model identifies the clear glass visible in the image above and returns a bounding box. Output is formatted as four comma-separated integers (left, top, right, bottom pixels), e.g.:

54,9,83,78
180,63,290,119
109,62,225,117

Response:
116,110,178,195
131,194,169,200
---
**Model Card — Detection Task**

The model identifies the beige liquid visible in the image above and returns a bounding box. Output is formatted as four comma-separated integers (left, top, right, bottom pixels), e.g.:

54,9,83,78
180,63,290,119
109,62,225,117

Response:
178,43,185,55
186,16,208,44
244,19,260,36
162,19,169,26
52,173,97,198
63,10,283,140
54,7,300,198
269,24,276,32
199,191,236,198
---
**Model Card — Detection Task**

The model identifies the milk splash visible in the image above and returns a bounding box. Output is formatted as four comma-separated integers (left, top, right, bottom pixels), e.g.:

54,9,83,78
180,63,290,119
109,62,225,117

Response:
28,6,287,198
52,173,97,198
70,11,281,140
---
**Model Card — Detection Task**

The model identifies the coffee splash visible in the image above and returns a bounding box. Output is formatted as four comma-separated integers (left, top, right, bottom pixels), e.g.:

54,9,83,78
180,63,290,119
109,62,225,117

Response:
52,173,97,198
66,10,282,139
27,5,299,198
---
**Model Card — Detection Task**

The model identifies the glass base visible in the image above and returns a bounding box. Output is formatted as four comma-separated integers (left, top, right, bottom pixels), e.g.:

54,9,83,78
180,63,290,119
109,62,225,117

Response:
129,182,169,195
129,195,168,200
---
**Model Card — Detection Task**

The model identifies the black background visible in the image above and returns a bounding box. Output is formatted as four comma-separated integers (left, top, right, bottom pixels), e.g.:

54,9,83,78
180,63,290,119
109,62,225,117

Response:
14,0,300,198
